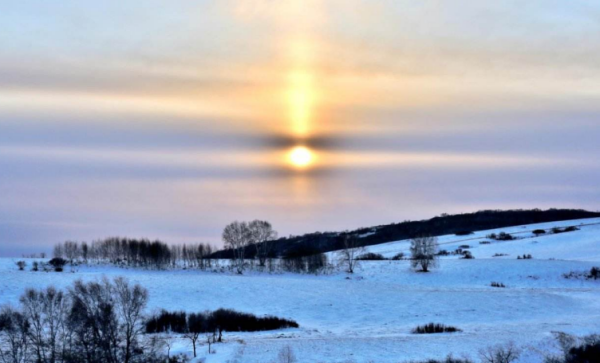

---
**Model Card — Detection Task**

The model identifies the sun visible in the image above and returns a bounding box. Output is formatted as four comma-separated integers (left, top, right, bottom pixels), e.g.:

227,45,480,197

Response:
288,146,314,168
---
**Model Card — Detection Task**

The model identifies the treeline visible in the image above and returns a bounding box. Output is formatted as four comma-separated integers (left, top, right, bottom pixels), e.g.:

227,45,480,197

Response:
211,209,599,259
147,309,299,333
53,238,214,269
50,209,599,271
146,309,298,356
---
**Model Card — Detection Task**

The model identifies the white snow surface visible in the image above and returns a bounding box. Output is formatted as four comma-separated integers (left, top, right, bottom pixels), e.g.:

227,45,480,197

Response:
1,218,600,363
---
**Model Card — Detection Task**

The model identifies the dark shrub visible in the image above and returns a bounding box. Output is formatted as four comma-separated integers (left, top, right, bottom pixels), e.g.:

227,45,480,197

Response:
517,254,532,260
487,232,515,241
356,253,386,261
31,261,39,272
532,229,546,236
496,232,514,241
552,227,564,234
48,257,67,272
491,282,506,288
209,308,299,332
492,253,508,257
437,250,450,256
412,323,461,334
564,226,579,232
391,252,405,260
590,267,600,280
168,354,189,363
454,231,473,236
16,261,26,271
479,241,491,245
567,340,600,363
459,245,471,249
461,251,474,259
146,309,298,334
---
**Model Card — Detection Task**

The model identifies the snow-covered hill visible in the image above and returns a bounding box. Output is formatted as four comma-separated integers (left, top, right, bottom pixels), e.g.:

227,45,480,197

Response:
1,218,599,363
360,217,600,261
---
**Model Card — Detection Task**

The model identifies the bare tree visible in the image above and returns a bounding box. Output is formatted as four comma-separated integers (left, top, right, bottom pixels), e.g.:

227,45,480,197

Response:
19,287,69,363
222,221,251,274
184,313,205,357
248,220,278,268
112,277,149,363
479,342,520,363
410,236,439,272
0,307,30,363
336,235,365,273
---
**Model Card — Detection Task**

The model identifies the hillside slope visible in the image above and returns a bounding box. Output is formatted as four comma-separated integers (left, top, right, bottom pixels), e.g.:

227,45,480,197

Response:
211,209,600,259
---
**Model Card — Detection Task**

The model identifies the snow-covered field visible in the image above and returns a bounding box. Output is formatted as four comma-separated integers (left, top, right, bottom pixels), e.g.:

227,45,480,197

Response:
1,218,600,363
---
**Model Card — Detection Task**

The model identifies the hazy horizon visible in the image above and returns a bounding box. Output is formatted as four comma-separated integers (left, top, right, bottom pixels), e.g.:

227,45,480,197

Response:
2,1,600,256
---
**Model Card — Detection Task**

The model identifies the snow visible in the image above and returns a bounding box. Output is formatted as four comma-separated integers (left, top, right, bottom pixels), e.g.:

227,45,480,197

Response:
1,218,600,362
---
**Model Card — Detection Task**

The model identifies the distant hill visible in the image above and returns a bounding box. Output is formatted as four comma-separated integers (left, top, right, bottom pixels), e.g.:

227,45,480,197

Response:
210,209,600,259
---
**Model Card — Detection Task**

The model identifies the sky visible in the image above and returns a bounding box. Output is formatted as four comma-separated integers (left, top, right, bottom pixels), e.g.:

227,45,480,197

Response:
1,0,600,256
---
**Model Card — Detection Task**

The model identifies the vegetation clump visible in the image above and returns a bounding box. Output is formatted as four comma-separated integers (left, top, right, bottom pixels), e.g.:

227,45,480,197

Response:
146,309,299,335
391,252,405,260
412,323,461,334
563,267,600,280
15,261,26,271
487,232,514,241
48,257,67,272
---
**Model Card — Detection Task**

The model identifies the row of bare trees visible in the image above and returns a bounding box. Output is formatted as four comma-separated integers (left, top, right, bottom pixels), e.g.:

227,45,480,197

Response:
0,278,164,363
52,238,214,269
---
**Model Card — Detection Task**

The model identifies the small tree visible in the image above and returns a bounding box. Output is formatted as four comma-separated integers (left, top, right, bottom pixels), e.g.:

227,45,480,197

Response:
337,235,365,273
206,333,215,354
15,261,26,271
410,236,439,272
185,313,205,357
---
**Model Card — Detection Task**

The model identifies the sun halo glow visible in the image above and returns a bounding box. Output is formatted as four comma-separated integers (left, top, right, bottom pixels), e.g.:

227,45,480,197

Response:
288,146,314,169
